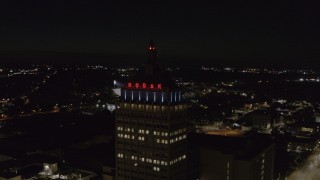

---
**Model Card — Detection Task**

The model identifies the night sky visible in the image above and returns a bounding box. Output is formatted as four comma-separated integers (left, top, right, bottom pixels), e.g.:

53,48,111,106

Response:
0,0,319,68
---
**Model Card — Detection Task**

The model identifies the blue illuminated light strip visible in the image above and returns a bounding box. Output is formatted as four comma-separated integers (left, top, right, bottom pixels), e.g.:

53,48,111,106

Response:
131,91,134,101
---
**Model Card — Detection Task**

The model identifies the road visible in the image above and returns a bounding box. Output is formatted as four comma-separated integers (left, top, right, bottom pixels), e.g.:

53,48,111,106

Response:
287,148,320,180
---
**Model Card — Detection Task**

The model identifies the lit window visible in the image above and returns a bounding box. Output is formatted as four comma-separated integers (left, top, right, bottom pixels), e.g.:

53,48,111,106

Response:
117,154,123,158
153,167,156,171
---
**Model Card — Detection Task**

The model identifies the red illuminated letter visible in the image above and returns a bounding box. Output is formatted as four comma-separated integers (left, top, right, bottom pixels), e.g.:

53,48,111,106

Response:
157,83,162,90
142,83,146,88
135,83,139,88
128,83,132,88
150,84,154,89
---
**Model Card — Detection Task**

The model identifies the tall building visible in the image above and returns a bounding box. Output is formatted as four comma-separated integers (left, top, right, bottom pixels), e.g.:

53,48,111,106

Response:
115,41,188,180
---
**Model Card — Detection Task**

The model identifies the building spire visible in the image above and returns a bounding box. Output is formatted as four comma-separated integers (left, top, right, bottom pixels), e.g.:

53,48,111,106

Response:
147,40,157,64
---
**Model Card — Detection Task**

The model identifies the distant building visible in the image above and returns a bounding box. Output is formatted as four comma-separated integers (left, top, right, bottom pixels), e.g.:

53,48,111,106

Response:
115,41,189,179
286,136,318,153
296,121,320,135
246,110,272,130
190,133,275,180
102,165,115,180
0,172,21,180
0,155,12,163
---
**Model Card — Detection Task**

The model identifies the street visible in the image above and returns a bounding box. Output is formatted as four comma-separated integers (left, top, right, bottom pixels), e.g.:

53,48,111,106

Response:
287,148,320,180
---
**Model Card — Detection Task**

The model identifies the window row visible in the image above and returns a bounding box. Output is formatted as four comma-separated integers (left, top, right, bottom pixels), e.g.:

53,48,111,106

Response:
169,155,186,165
169,135,187,144
120,103,186,112
117,128,176,138
117,154,169,166
117,133,145,141
170,128,187,136
153,131,168,137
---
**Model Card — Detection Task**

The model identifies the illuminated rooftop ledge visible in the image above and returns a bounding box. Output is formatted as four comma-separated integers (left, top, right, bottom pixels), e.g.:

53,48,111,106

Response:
119,102,187,112
205,129,244,137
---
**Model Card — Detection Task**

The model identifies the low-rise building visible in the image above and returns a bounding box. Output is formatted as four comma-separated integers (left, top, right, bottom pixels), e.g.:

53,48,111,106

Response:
190,133,275,180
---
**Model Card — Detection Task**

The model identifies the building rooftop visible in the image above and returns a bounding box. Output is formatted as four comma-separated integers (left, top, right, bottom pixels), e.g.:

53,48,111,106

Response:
0,171,20,179
124,41,177,91
190,132,274,160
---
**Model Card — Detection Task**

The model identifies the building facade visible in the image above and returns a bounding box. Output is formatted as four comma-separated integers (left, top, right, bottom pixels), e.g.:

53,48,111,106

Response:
115,41,188,180
191,133,275,180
